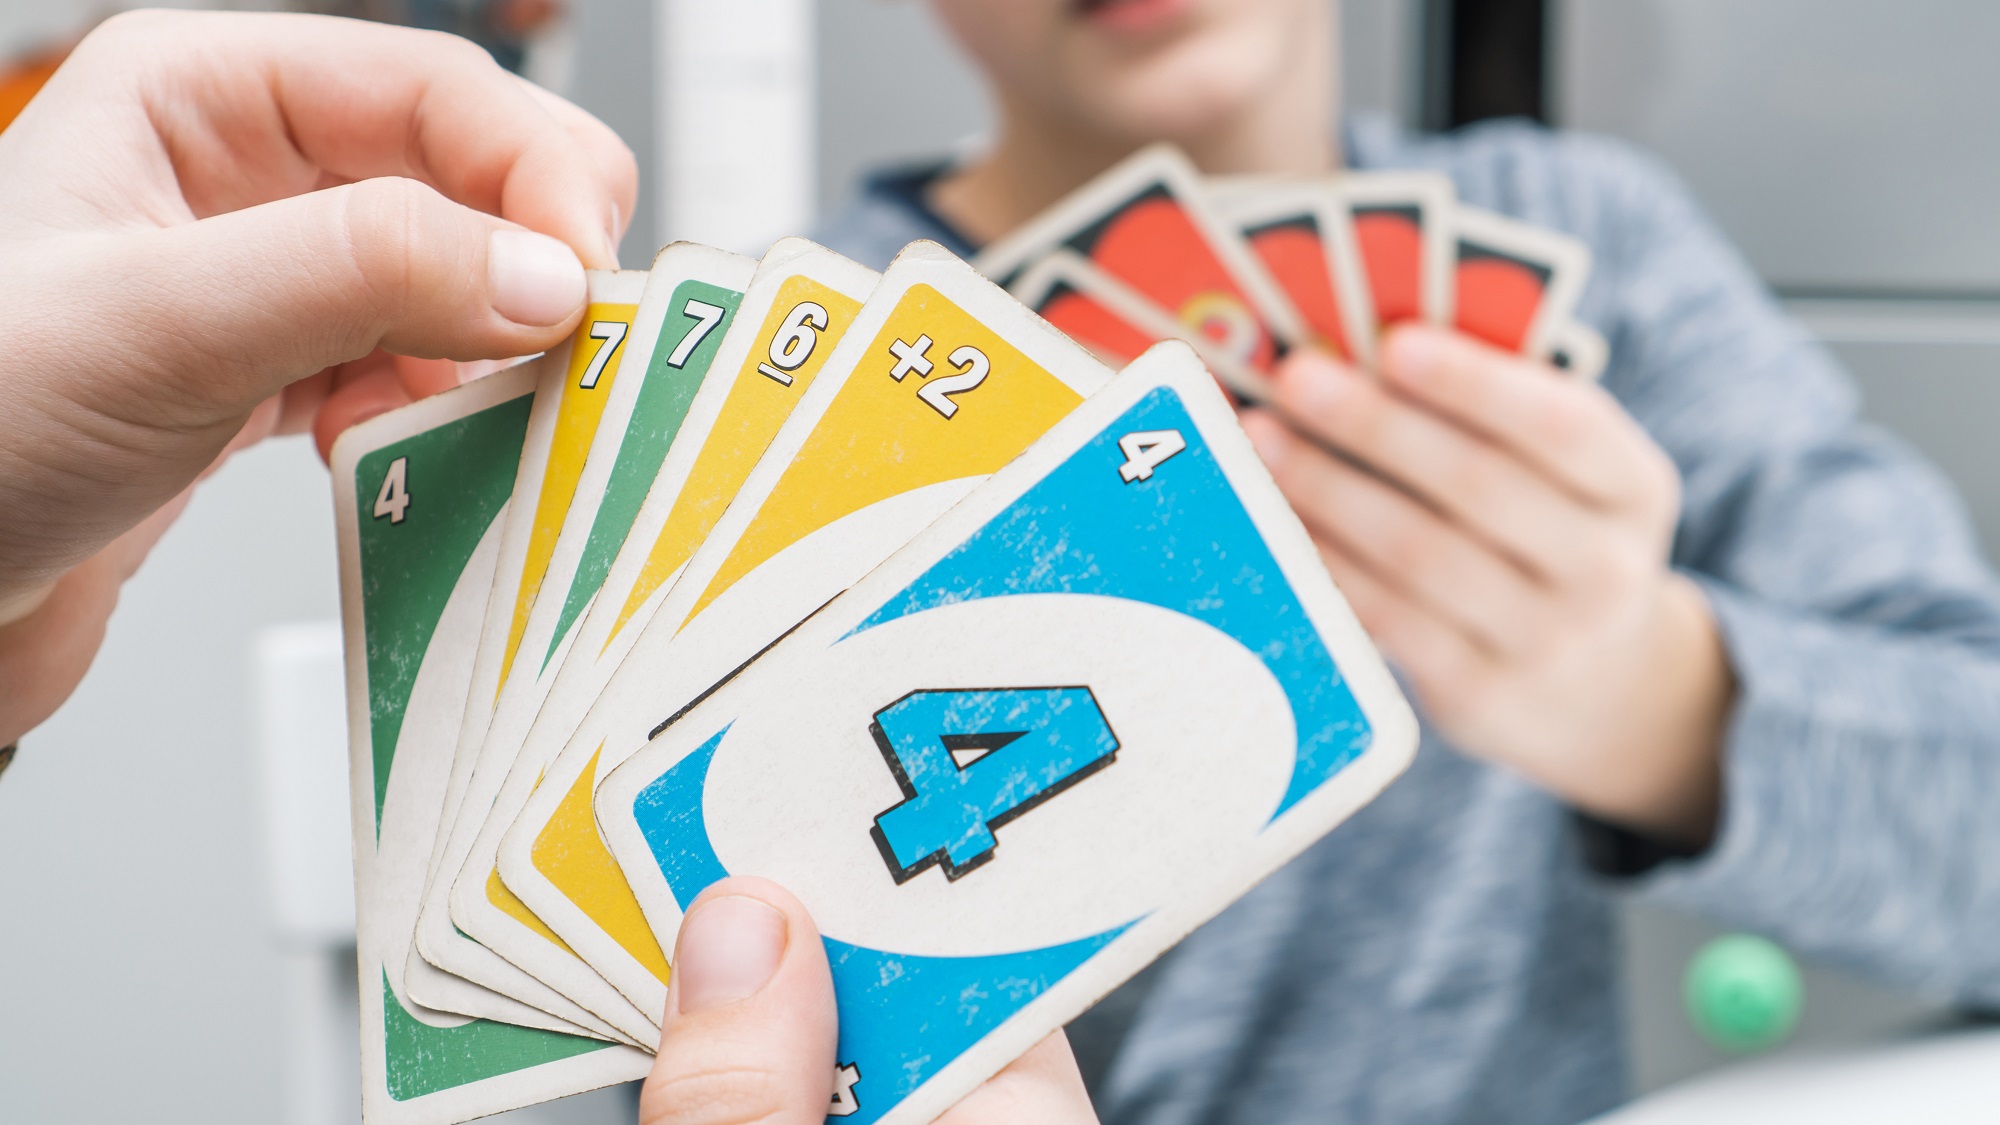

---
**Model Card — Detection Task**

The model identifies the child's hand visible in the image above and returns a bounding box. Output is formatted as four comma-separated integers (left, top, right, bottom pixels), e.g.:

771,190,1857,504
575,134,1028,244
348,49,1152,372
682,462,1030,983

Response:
641,878,1098,1125
0,11,636,744
1240,326,1732,844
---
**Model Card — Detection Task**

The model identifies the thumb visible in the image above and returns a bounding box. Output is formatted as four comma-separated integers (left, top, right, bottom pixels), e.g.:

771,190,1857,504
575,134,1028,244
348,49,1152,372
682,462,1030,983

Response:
641,878,841,1125
73,174,586,437
0,174,589,585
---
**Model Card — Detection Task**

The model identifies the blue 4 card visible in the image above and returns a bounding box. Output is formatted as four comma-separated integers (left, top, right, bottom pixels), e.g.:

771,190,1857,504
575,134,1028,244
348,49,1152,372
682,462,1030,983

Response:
593,341,1418,1124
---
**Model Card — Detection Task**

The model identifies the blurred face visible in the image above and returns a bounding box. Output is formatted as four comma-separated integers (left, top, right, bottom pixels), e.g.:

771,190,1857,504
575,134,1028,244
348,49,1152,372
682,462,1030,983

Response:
928,0,1334,145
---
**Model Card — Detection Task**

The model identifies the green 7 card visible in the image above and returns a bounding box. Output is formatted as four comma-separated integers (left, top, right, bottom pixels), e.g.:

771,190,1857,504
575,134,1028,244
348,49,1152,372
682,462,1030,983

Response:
449,243,756,1027
508,240,1113,1016
334,367,650,1125
595,342,1418,1125
489,240,878,1024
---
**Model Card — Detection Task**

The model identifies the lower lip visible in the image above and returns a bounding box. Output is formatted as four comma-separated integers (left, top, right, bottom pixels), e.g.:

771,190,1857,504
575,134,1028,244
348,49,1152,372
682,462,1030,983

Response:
1076,0,1195,36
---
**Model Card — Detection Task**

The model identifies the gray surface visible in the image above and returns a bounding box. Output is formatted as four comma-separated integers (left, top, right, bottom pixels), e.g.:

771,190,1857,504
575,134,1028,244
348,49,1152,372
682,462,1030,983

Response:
563,0,656,264
1556,3,2000,1089
814,0,990,214
1613,318,2000,1097
1619,901,1944,1094
1342,0,1424,128
1821,324,2000,561
0,439,330,1123
1557,0,2000,295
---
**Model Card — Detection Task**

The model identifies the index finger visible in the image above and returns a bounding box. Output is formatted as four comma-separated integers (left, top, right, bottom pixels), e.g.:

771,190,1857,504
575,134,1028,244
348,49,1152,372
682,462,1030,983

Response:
1376,324,1658,508
78,10,625,267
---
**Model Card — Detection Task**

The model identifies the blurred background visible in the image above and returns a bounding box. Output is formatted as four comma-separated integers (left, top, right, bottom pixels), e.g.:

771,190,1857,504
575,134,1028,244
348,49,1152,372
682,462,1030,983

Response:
3,0,1997,1121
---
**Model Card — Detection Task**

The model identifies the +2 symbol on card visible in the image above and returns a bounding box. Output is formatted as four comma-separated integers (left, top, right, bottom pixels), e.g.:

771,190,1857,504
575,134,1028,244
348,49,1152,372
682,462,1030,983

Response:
869,687,1120,884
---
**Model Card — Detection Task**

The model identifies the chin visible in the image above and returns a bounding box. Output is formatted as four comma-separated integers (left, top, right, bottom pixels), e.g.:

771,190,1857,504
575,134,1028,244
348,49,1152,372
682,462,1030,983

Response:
1068,31,1288,147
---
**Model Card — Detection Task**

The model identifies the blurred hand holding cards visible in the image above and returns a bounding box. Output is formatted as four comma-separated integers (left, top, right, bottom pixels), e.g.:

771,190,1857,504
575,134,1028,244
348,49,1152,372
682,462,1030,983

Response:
983,143,1605,387
329,138,1604,1124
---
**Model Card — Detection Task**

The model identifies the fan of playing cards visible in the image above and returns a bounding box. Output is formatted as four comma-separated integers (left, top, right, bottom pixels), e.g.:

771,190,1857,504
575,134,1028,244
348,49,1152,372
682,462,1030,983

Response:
334,143,1592,1125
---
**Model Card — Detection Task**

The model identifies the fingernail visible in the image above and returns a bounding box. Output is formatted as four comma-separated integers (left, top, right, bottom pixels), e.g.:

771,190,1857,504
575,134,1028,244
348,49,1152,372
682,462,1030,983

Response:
1290,355,1355,414
454,358,509,384
1277,347,1342,383
488,229,585,327
605,203,624,268
674,895,787,1014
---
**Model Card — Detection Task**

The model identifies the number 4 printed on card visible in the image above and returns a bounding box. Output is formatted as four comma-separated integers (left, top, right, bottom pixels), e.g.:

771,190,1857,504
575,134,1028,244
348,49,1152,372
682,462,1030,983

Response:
374,456,411,524
1116,429,1186,482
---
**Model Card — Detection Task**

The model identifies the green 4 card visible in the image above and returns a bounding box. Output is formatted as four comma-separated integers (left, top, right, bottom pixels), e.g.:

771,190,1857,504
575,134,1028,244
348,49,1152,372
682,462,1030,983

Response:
333,363,649,1125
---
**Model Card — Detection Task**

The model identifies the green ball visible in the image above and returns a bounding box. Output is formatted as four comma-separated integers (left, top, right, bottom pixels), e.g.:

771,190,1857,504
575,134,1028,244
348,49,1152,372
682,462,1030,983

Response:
1683,934,1802,1052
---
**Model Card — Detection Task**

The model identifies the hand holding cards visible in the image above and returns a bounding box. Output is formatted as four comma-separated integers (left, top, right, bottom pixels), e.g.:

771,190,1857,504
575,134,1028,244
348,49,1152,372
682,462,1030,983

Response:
982,144,1606,385
329,142,1603,1125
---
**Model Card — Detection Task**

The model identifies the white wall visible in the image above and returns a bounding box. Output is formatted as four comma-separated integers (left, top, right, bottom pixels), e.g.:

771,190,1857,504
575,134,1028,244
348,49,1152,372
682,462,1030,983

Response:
0,438,329,1123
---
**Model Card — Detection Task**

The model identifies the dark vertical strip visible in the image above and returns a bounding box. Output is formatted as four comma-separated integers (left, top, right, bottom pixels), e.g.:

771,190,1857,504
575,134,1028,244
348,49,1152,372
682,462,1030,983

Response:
1418,0,1458,132
1424,0,1550,130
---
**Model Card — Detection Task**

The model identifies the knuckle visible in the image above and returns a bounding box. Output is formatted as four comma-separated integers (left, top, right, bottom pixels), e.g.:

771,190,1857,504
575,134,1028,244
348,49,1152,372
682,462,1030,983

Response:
1640,446,1683,517
91,8,178,43
1533,617,1587,664
1609,545,1653,594
1351,394,1402,454
607,136,642,194
1439,446,1501,515
1374,513,1436,580
1540,391,1598,458
642,1062,794,1125
1319,380,1388,451
75,9,186,67
1571,539,1616,583
1433,665,1496,727
1576,542,1642,601
337,177,450,320
430,27,502,70
1494,596,1552,657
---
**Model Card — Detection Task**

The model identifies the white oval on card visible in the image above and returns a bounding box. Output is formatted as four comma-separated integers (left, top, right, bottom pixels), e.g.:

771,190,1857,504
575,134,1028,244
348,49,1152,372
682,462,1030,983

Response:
698,593,1296,957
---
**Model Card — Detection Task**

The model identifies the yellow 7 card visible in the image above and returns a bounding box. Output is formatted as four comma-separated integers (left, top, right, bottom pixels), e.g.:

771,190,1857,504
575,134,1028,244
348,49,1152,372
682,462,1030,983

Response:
407,270,653,1042
488,239,879,1022
505,240,1116,1005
